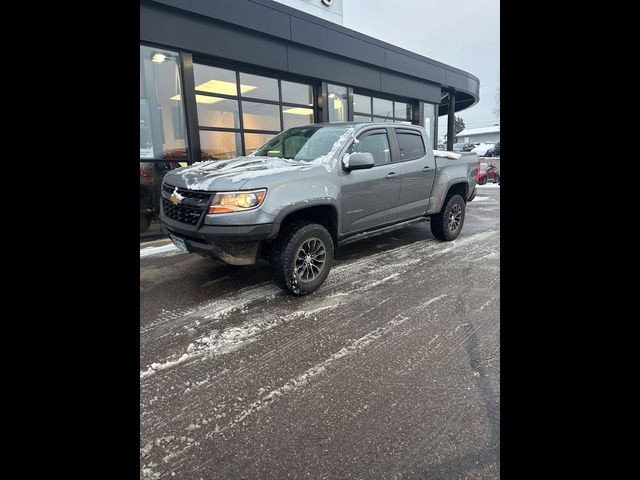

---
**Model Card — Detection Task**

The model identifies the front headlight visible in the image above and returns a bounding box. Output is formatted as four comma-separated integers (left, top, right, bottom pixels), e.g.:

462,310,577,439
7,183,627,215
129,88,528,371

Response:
208,189,267,214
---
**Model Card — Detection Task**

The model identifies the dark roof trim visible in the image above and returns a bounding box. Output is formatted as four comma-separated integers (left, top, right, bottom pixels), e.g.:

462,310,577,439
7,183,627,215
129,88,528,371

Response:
143,0,479,112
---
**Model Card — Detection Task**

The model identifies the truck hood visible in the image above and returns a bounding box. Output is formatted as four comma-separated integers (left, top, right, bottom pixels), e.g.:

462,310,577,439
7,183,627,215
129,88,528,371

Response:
162,156,323,191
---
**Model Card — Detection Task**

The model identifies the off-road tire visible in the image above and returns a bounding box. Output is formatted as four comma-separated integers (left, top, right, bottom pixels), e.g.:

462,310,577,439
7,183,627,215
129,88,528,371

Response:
271,221,334,295
430,194,466,241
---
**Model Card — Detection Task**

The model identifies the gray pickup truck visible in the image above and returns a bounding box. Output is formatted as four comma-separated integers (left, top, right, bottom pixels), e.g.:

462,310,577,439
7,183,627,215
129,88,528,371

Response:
160,123,478,295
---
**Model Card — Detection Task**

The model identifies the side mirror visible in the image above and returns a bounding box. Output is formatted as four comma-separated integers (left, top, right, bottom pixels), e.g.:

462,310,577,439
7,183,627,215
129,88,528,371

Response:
344,152,375,171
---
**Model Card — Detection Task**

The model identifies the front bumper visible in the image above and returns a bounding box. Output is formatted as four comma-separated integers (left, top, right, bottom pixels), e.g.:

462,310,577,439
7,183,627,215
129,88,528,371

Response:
160,214,277,265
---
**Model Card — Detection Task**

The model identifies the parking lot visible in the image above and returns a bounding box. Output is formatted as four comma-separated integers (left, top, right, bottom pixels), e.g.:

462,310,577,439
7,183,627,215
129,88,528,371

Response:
140,185,500,479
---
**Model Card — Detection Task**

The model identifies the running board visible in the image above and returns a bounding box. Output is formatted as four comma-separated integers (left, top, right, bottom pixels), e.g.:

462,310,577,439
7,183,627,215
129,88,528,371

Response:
338,217,429,246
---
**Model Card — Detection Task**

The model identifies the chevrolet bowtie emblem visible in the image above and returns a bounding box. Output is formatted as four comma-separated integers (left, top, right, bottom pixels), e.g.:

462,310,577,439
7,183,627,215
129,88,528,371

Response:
170,187,184,205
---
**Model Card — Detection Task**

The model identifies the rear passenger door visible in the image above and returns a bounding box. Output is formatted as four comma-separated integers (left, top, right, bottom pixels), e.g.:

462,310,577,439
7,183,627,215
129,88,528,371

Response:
341,128,401,233
392,128,436,220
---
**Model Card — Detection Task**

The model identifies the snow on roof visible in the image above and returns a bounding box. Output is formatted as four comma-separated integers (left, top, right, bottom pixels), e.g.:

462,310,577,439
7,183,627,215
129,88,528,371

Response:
457,125,500,136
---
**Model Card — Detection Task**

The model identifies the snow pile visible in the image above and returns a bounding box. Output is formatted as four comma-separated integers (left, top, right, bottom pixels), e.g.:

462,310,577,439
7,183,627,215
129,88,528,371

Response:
433,150,462,159
140,243,179,258
471,143,495,156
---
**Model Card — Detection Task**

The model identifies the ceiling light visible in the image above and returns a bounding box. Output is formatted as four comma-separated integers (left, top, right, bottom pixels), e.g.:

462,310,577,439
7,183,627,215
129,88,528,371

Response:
195,80,256,96
283,107,314,116
151,53,167,63
169,94,225,104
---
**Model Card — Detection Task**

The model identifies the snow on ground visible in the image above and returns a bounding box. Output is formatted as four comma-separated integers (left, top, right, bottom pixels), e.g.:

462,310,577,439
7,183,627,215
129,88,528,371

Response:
477,183,500,189
472,196,490,202
140,243,179,259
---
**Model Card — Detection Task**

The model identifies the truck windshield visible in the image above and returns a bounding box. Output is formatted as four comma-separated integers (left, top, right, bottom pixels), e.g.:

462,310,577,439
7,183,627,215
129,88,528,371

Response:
253,126,349,161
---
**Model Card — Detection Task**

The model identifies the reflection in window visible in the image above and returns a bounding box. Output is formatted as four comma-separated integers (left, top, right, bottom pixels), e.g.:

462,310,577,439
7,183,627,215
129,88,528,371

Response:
240,73,278,101
397,132,426,160
328,84,348,122
193,64,240,96
200,131,241,160
140,45,188,159
353,94,372,115
354,114,372,122
245,133,276,155
283,106,314,129
242,102,281,131
282,81,313,106
373,98,393,118
394,102,412,120
352,132,391,166
423,103,436,147
196,97,240,129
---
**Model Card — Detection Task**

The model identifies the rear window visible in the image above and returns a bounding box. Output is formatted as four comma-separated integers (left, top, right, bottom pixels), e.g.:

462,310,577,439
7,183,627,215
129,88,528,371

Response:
396,131,426,161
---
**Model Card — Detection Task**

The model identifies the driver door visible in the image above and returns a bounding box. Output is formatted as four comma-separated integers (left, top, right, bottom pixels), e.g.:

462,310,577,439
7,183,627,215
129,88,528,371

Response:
341,128,401,233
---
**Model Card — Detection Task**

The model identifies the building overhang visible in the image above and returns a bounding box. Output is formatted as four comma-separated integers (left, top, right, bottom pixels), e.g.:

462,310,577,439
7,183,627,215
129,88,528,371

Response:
141,0,480,112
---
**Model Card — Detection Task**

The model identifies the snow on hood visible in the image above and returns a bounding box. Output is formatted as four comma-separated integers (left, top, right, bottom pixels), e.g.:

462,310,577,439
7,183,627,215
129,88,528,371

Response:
433,150,462,159
170,127,356,190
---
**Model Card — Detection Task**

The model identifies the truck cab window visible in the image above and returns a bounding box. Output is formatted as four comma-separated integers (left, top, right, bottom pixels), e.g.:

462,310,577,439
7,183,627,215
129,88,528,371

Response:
350,132,391,166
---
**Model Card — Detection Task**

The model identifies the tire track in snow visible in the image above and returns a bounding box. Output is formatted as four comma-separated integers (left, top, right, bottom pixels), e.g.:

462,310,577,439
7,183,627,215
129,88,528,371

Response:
140,229,499,381
141,227,499,477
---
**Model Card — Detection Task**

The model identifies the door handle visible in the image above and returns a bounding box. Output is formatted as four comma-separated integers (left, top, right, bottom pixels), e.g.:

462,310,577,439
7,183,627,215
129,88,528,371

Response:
422,166,430,171
386,172,398,179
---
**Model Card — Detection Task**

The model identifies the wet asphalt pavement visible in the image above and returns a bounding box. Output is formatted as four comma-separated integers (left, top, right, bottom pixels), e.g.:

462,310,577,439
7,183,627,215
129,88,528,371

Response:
140,185,500,479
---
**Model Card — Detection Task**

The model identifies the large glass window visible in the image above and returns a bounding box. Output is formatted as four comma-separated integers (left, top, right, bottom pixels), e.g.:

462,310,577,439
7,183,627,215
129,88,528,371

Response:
373,98,393,118
354,114,373,122
328,84,348,122
140,45,189,236
242,102,281,131
200,131,241,160
196,97,240,129
193,64,238,96
192,62,316,161
353,94,372,115
239,73,279,101
140,46,188,159
282,81,313,106
353,92,416,125
423,102,436,147
394,102,412,120
283,106,314,129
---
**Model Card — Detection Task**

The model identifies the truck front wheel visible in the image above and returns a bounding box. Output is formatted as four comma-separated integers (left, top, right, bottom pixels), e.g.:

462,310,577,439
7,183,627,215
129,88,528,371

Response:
271,221,334,295
430,194,466,241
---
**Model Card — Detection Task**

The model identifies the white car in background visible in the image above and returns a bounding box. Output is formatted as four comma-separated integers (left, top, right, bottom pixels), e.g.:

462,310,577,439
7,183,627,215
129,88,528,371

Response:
471,143,495,156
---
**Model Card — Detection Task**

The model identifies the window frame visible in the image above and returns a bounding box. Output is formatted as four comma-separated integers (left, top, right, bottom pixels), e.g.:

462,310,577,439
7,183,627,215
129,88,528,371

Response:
352,90,419,125
189,56,320,160
139,43,194,163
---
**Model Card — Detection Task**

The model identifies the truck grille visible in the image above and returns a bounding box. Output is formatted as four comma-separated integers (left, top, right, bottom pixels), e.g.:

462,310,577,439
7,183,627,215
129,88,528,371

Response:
162,183,211,201
162,198,205,226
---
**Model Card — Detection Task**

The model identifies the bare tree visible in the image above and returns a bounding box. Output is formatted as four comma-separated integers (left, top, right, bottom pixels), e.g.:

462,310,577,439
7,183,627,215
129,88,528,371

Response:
493,87,500,120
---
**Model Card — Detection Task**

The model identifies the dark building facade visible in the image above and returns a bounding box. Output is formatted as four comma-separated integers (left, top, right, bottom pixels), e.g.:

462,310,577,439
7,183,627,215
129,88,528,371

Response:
140,0,480,236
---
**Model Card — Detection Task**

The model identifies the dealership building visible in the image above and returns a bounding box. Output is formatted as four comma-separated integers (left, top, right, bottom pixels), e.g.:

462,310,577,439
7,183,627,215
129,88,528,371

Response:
140,0,480,236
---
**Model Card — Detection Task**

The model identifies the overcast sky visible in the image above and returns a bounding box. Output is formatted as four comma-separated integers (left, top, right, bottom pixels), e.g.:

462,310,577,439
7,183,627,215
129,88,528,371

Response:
342,0,500,141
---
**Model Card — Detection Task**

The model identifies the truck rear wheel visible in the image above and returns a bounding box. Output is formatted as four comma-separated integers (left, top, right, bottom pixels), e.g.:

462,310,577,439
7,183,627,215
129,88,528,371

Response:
271,221,334,295
430,194,466,241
